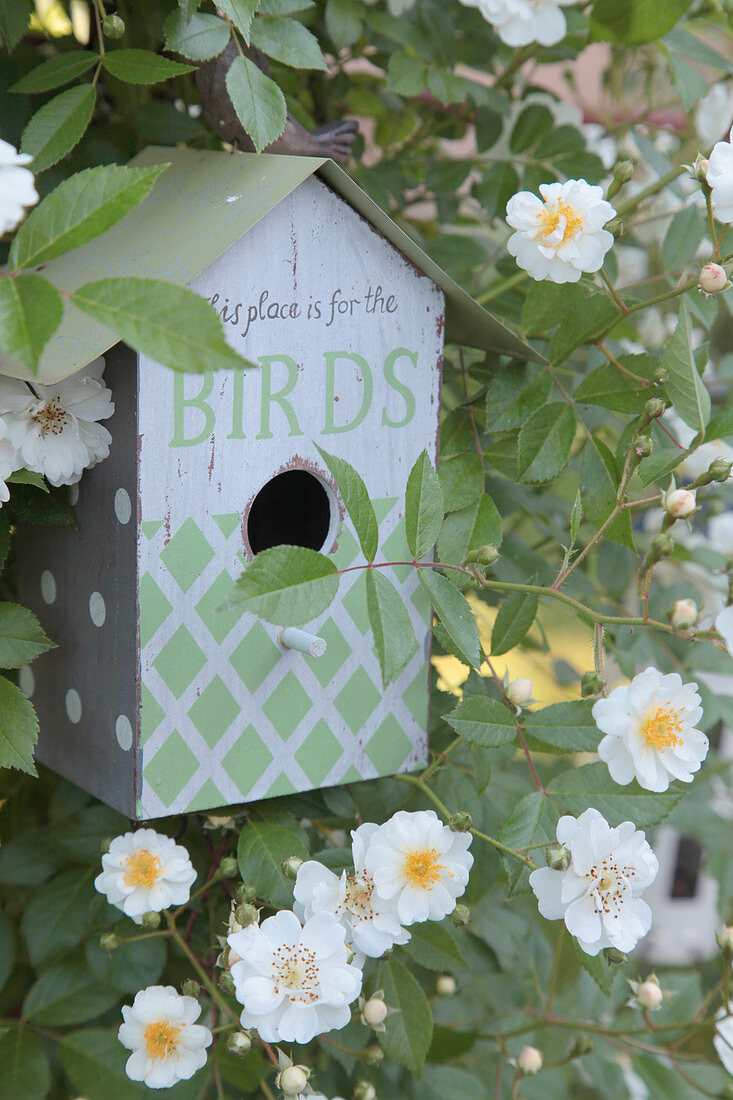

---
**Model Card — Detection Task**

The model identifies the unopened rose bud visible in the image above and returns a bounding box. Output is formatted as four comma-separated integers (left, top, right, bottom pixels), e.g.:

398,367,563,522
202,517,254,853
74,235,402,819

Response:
362,996,388,1029
690,153,709,182
580,671,604,697
181,979,200,998
637,977,663,1010
354,1082,377,1100
664,487,696,520
235,882,257,903
647,532,675,564
436,974,457,997
449,903,471,927
604,216,623,236
205,814,235,829
506,677,534,707
278,1065,309,1095
477,544,500,565
709,457,733,484
642,397,666,424
281,855,303,880
517,1045,543,1075
219,970,236,994
449,810,473,833
699,262,730,295
227,1030,251,1056
607,160,635,198
718,926,733,954
141,911,161,930
633,433,653,459
671,598,697,630
99,932,120,953
362,1043,384,1066
570,1035,594,1057
603,947,627,964
102,12,125,36
218,856,238,878
100,836,113,854
652,366,669,385
234,902,259,927
546,845,570,871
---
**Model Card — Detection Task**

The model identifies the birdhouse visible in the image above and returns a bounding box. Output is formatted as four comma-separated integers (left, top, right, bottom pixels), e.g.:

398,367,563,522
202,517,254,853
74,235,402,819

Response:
8,147,530,820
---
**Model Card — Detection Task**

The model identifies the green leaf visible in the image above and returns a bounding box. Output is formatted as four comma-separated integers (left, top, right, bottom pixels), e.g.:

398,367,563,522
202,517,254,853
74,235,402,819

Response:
670,54,709,110
581,437,635,550
426,67,467,106
164,11,231,59
7,469,47,490
548,293,620,363
225,53,287,153
20,85,96,172
484,363,552,431
0,676,38,774
0,274,63,375
422,1066,487,1100
0,513,9,576
518,403,576,483
0,912,15,994
0,1026,50,1100
23,960,118,1026
228,545,338,626
21,869,96,965
217,0,259,42
325,0,363,48
403,922,466,971
101,48,195,84
85,933,167,994
490,591,537,656
365,570,418,688
315,445,377,560
437,453,483,514
70,277,251,374
260,0,314,11
523,700,599,752
662,206,706,271
250,15,327,68
574,361,652,414
570,489,583,544
60,1028,205,1100
0,0,31,52
0,603,55,667
509,104,553,153
663,299,711,432
472,160,520,220
386,53,428,95
376,957,433,1077
497,791,557,894
10,50,99,93
572,936,617,996
638,445,691,486
0,830,62,885
11,163,167,271
444,696,515,748
548,761,686,827
237,812,308,908
405,449,443,560
437,493,502,575
418,570,481,669
590,0,694,45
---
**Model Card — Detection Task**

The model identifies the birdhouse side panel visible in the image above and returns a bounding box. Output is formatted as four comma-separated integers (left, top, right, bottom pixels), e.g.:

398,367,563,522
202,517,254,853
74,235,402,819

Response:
135,177,444,819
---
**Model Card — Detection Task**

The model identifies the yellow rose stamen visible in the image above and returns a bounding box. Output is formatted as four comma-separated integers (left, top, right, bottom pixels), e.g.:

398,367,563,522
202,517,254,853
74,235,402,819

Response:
144,1019,182,1060
404,847,444,890
641,704,683,750
123,848,162,888
536,198,584,245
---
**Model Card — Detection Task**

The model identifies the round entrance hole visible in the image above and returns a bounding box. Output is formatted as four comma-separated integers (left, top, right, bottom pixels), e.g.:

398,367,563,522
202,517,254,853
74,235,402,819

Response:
247,469,333,555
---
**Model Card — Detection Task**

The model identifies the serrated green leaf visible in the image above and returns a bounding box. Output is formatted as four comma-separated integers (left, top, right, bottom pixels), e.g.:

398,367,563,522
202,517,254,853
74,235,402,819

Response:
85,933,167,994
403,922,467,971
574,361,652,414
0,1025,50,1100
237,813,308,907
548,761,685,827
581,437,635,550
164,11,231,59
10,50,99,94
0,0,31,52
0,274,62,374
21,869,95,965
509,104,553,153
663,300,711,433
325,0,363,48
11,163,167,271
472,160,520,220
7,469,48,490
572,935,617,995
60,1027,204,1100
386,53,428,95
419,570,481,668
228,545,339,625
0,603,55,668
485,363,552,431
225,53,286,152
444,695,515,748
20,85,96,172
22,961,117,1026
250,15,327,69
376,957,433,1077
0,675,38,774
315,445,377,560
570,490,583,544
437,493,502,579
405,449,444,560
637,445,691,486
70,277,251,374
0,912,15,994
518,403,576,483
422,1065,486,1100
497,791,557,894
102,49,195,84
662,205,706,270
523,700,599,752
490,591,537,656
365,570,418,688
590,0,694,46
218,0,259,42
549,293,620,364
437,453,483,514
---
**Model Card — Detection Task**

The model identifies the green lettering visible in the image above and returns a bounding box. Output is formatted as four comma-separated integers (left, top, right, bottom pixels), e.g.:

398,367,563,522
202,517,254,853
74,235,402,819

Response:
170,371,215,448
227,368,246,440
382,347,417,428
323,351,373,435
256,354,303,440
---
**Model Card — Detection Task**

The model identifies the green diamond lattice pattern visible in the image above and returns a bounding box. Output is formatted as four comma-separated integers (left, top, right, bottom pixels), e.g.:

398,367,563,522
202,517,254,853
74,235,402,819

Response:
139,501,429,818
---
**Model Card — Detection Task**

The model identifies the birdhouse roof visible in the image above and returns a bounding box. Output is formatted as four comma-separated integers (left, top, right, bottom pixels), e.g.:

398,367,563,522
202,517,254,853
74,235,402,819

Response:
1,146,536,384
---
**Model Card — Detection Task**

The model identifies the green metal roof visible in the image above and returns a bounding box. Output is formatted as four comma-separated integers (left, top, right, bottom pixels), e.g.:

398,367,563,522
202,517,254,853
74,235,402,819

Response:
0,147,535,384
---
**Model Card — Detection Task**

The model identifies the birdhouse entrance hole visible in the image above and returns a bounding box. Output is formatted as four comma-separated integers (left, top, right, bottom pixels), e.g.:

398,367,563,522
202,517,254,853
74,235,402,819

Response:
247,469,334,554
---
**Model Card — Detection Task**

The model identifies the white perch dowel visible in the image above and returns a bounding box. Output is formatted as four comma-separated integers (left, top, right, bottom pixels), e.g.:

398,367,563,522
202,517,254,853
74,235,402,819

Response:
279,627,327,658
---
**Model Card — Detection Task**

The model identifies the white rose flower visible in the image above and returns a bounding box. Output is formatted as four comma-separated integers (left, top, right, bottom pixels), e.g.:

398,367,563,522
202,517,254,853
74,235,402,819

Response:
0,139,38,235
363,809,473,925
592,667,708,793
506,179,616,283
228,910,363,1044
294,823,410,960
715,1002,733,1076
529,808,659,956
94,828,197,924
459,0,577,47
118,985,211,1089
715,606,733,659
707,127,733,224
0,357,113,488
696,84,733,149
0,417,18,507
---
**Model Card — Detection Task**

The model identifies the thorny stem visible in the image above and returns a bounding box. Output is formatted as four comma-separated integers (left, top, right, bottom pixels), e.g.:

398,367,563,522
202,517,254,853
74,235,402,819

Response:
596,341,649,385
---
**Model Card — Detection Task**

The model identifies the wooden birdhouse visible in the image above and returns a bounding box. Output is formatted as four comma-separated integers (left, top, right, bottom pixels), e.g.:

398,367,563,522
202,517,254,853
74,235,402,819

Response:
7,147,529,820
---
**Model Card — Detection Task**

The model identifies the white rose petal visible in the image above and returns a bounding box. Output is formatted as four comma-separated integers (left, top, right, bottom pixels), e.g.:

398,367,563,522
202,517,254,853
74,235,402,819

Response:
715,1002,733,1076
459,0,578,47
118,985,211,1089
696,84,733,148
707,126,733,225
94,828,197,924
0,138,38,235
